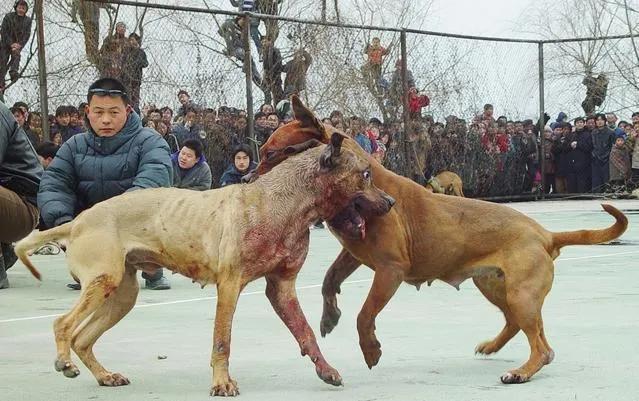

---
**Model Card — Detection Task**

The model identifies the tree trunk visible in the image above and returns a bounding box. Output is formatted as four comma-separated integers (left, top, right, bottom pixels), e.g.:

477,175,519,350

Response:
78,2,100,65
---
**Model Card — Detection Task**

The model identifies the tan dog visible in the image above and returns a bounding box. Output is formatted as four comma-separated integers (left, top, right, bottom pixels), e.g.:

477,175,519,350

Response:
249,97,628,384
15,135,394,397
424,171,464,197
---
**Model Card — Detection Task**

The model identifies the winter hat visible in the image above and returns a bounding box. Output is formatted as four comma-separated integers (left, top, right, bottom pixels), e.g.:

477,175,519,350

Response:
556,112,567,122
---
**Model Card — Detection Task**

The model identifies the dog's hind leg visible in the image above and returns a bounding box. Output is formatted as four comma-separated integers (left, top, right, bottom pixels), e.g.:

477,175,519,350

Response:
538,317,555,364
53,235,125,380
210,278,241,397
266,274,342,386
320,249,361,337
357,265,404,369
500,253,554,384
53,275,123,379
71,264,139,386
473,275,520,355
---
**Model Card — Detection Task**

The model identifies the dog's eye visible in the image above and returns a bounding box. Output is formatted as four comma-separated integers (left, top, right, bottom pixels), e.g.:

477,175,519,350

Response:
363,170,371,180
266,151,276,161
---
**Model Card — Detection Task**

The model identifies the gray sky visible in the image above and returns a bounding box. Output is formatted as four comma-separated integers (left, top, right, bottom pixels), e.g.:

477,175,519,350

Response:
428,0,534,37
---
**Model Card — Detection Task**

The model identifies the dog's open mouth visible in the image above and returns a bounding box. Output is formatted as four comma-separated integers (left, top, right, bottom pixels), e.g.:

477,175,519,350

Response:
326,192,394,240
328,203,367,240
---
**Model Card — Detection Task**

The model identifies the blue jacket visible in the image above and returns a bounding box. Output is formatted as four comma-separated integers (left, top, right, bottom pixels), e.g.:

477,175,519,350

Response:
38,112,173,227
220,161,257,187
355,133,373,154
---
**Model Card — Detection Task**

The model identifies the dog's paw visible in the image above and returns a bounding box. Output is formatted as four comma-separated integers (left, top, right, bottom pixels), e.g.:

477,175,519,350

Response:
54,359,80,378
320,297,342,337
500,370,530,384
361,339,382,369
315,363,343,387
544,349,555,365
210,378,240,397
474,340,499,355
98,372,130,386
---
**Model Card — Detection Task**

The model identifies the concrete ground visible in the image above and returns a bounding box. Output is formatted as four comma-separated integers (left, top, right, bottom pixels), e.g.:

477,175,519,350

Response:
1,199,638,401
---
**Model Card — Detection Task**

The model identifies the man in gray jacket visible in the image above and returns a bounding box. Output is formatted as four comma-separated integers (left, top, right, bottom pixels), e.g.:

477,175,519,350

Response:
38,78,173,290
171,139,212,190
0,100,42,289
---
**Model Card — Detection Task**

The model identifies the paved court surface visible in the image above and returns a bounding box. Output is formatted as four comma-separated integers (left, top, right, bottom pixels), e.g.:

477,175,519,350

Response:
1,199,638,401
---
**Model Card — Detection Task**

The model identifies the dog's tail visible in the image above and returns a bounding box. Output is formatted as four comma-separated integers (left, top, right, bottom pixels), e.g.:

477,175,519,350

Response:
552,204,628,249
14,222,73,280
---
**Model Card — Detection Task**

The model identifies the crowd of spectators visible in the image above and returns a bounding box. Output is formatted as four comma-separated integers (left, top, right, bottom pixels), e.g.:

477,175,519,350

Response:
9,91,639,199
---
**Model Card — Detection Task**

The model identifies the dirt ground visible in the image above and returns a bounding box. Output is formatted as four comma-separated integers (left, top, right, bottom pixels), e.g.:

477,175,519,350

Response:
1,199,638,401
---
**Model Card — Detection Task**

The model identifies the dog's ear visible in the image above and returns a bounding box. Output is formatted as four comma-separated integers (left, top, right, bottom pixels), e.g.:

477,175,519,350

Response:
283,138,323,155
319,132,344,171
292,95,325,139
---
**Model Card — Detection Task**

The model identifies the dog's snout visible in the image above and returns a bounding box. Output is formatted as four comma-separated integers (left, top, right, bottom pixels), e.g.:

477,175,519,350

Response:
383,194,396,208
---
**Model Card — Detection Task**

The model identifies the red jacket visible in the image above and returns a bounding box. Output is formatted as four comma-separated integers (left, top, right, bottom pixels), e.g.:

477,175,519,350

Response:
408,90,430,114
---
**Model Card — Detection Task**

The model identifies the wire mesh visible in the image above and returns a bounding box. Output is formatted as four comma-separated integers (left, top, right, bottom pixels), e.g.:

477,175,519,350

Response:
3,0,638,196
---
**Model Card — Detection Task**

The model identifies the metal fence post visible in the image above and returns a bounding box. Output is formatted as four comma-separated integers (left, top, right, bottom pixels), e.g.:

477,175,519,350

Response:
400,29,410,179
35,0,50,141
538,41,545,199
242,13,257,161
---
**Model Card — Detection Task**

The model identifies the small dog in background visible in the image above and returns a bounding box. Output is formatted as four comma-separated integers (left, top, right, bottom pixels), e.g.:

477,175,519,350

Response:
424,171,464,197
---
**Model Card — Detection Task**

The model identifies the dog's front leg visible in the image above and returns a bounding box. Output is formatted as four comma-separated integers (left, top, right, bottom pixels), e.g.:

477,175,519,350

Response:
210,280,241,397
357,266,404,369
320,249,361,337
265,274,343,387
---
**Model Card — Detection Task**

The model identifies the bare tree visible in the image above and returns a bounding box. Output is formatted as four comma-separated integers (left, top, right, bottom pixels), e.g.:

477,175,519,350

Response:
523,0,639,115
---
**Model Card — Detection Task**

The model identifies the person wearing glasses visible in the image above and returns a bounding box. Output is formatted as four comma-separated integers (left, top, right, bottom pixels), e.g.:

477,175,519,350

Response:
37,78,173,290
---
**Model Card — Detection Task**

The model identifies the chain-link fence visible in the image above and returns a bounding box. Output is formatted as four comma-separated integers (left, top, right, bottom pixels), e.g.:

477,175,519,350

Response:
3,0,639,196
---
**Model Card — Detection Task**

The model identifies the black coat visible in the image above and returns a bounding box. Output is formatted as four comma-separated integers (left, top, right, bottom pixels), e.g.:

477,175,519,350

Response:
591,126,616,163
122,46,148,83
0,12,32,48
557,129,592,174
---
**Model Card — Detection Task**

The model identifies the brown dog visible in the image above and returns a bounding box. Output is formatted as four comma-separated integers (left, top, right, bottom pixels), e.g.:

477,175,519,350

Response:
15,135,394,397
424,171,464,197
250,97,628,384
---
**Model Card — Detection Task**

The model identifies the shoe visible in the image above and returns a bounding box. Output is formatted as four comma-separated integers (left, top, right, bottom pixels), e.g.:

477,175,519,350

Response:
145,275,171,290
0,276,9,289
67,283,81,290
1,243,17,270
34,243,61,255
